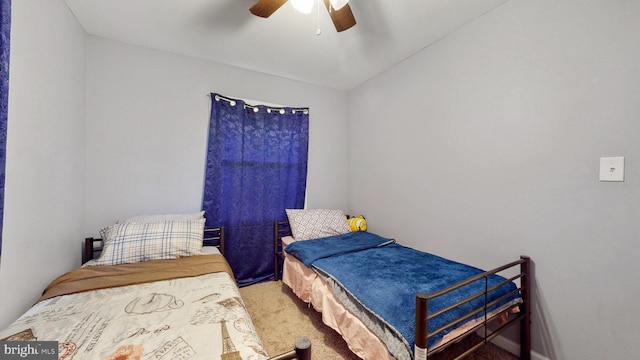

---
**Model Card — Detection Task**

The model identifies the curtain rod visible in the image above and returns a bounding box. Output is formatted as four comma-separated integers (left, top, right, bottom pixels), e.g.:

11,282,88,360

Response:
210,94,309,115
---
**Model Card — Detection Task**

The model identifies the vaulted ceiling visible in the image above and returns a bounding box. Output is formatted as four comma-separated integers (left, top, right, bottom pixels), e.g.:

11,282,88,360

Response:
64,0,509,91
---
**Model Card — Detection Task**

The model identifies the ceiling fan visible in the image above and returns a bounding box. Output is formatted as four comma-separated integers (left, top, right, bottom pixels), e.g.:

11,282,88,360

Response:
250,0,356,32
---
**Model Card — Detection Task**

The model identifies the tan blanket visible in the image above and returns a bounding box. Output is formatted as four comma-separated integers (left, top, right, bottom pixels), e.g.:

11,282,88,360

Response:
39,254,234,303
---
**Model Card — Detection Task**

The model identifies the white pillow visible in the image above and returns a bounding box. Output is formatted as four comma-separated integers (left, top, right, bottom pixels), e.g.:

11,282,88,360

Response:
92,218,205,266
285,209,351,241
119,211,204,224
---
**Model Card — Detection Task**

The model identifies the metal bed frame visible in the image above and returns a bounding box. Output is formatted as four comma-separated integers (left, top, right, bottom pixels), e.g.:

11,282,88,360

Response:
274,221,531,360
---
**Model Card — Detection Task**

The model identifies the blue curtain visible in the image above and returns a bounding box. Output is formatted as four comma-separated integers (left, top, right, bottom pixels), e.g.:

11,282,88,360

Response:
202,93,309,286
0,0,10,255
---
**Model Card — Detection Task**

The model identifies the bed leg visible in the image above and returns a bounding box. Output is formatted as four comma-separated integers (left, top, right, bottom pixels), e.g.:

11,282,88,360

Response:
415,294,428,360
274,222,280,281
520,256,531,360
268,338,311,360
294,338,311,360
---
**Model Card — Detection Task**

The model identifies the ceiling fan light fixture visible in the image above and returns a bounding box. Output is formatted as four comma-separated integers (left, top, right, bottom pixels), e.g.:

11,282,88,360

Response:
291,0,314,14
330,0,349,10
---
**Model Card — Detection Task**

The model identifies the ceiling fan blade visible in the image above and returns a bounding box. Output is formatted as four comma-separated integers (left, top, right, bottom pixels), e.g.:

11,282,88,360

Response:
250,0,288,18
322,0,356,32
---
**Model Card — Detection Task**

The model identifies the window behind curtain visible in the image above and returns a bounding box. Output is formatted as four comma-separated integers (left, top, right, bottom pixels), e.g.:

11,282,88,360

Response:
202,94,309,286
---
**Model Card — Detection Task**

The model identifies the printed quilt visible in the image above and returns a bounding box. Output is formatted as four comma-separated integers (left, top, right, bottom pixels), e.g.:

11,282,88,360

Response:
0,255,268,360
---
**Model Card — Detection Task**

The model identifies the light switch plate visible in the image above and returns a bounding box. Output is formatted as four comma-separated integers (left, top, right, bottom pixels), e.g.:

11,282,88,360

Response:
599,157,624,182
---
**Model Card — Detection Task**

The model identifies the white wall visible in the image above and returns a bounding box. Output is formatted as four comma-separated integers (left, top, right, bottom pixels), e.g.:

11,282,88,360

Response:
0,0,86,328
348,0,640,359
84,37,348,234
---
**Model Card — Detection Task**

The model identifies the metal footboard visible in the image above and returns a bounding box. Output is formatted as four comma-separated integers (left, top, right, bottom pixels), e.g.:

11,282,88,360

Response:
415,256,531,360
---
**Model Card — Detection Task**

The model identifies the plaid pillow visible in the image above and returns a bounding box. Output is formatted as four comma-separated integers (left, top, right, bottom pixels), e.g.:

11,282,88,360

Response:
93,219,205,266
286,209,352,240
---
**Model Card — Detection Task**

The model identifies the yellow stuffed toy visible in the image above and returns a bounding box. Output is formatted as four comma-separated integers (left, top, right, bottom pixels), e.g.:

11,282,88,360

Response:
347,215,367,232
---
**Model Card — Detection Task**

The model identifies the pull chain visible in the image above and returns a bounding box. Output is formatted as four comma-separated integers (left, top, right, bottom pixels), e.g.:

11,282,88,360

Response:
316,0,322,35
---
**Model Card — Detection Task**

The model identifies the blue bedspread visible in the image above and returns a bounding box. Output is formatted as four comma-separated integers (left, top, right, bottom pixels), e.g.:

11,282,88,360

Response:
286,233,520,357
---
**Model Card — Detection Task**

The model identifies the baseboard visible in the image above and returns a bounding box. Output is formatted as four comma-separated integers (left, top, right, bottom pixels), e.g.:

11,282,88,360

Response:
491,335,550,360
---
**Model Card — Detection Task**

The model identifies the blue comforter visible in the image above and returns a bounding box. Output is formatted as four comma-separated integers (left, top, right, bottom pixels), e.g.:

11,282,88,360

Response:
285,232,520,357
285,231,395,266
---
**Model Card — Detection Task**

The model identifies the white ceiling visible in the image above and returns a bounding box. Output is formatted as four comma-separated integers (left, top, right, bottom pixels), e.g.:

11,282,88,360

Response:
64,0,509,91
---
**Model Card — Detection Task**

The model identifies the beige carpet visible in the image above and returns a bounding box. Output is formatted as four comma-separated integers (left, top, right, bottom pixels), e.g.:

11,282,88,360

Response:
239,281,518,360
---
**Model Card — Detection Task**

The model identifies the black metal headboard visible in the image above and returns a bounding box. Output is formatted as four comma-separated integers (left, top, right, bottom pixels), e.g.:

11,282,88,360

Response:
82,226,226,264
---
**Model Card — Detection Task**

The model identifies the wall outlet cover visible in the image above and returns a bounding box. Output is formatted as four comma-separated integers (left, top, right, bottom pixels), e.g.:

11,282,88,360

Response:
599,157,624,182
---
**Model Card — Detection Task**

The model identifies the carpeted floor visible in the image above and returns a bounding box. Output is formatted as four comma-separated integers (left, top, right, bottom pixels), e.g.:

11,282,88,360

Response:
239,280,518,360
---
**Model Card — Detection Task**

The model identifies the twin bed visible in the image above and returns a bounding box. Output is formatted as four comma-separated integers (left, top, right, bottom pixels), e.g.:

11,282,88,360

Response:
274,209,531,360
0,214,310,360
